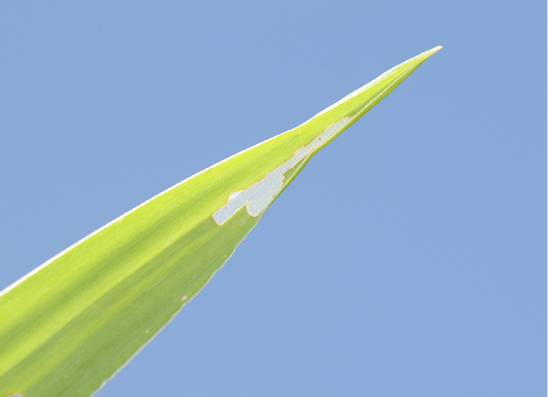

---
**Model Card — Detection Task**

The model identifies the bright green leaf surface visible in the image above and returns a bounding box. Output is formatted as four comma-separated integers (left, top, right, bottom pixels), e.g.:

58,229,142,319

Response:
0,46,441,397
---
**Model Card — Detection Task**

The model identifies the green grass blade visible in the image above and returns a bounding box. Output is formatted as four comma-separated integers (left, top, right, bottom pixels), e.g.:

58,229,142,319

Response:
0,46,441,397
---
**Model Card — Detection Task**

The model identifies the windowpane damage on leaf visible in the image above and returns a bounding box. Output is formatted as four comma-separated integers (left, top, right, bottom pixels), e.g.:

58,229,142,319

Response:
213,116,352,225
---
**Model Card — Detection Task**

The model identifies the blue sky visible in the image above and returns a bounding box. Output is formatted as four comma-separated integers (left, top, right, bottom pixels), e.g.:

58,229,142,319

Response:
0,1,545,396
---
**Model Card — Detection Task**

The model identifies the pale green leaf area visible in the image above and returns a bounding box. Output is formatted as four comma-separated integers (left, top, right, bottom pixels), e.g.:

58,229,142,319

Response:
0,46,441,397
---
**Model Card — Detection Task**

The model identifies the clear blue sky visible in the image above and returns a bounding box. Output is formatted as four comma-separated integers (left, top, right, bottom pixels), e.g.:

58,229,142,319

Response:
0,1,545,396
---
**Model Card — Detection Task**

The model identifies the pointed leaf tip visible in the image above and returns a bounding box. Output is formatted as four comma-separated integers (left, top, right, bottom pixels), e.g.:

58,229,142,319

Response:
425,45,443,57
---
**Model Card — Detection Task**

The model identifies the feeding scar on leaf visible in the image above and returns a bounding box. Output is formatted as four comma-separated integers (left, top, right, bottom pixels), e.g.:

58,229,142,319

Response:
213,116,352,225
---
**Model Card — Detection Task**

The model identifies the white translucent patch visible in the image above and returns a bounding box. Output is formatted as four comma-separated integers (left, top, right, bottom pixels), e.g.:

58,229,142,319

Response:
213,117,352,225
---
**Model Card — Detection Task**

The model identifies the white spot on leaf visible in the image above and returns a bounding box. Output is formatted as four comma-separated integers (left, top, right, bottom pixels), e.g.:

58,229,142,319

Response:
213,117,352,225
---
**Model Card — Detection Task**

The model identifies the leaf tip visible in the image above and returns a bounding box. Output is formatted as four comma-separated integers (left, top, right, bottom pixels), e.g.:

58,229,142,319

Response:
426,46,443,56
417,46,442,63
